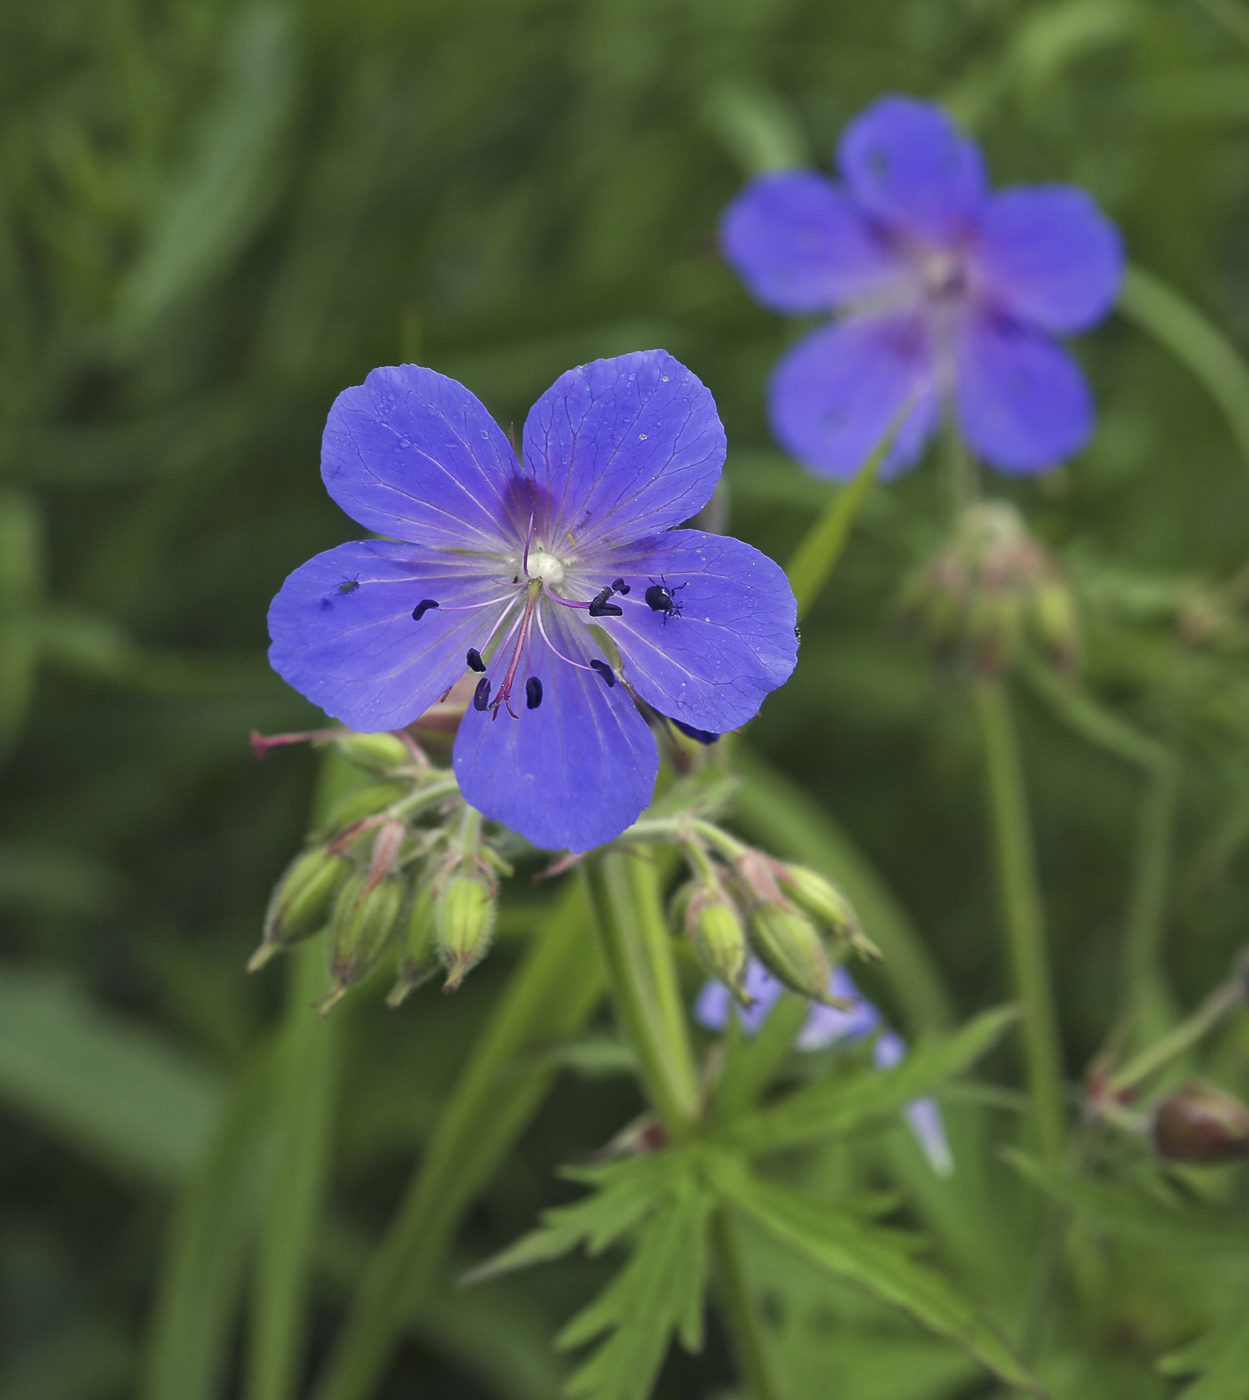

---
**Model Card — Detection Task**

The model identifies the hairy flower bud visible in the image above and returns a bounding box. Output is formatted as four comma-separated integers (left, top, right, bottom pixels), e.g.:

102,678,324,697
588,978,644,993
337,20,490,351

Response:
748,904,848,1007
1153,1080,1249,1164
386,881,439,1008
317,873,404,1016
779,865,881,962
436,875,496,992
250,846,351,972
333,730,413,772
901,501,1077,678
690,893,752,1006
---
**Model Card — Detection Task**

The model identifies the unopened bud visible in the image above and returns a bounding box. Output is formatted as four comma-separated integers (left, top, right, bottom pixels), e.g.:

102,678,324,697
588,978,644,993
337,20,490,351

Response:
317,873,403,1016
748,905,847,1007
1153,1080,1249,1164
324,780,407,833
779,865,880,961
1032,578,1079,673
435,875,496,992
690,894,752,1006
386,882,438,1007
250,847,350,972
333,731,411,772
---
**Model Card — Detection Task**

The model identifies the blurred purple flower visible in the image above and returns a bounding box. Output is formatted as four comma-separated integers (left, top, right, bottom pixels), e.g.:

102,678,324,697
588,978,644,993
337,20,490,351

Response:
721,95,1122,479
695,959,953,1175
267,351,797,854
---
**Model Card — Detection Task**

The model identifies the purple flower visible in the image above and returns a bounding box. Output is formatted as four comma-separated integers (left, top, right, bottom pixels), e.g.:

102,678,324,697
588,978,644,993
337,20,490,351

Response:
695,959,953,1175
721,95,1123,479
267,351,798,853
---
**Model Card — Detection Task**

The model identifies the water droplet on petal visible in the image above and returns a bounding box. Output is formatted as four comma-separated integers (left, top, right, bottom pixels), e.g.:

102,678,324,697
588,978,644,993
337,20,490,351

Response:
639,433,648,440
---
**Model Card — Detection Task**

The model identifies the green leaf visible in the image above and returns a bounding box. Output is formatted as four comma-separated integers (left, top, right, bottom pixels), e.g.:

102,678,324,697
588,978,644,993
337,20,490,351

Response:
557,1175,712,1400
0,964,223,1185
706,1152,1041,1395
724,1006,1017,1156
1004,1149,1249,1253
462,1150,685,1286
707,989,812,1124
1159,1294,1249,1400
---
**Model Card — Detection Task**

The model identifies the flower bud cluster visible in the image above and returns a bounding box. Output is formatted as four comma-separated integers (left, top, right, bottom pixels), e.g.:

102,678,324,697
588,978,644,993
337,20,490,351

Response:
249,727,507,1015
900,500,1078,677
669,823,878,1009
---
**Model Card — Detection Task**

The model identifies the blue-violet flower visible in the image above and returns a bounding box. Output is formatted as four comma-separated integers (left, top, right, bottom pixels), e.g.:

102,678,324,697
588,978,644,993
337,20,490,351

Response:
696,960,954,1175
267,351,798,853
721,94,1123,478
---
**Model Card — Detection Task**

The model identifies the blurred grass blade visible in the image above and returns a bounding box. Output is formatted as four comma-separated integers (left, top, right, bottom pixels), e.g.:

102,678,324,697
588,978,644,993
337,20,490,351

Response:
734,748,954,1032
701,81,806,174
0,965,223,1185
117,3,296,339
1119,264,1249,472
245,940,342,1400
1160,1293,1249,1400
141,1053,272,1400
311,882,605,1400
786,424,893,621
0,488,42,765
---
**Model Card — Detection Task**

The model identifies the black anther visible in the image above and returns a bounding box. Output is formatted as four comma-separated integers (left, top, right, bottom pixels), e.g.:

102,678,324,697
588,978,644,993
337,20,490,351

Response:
525,676,543,710
466,648,486,673
472,678,491,711
589,659,616,688
412,598,440,621
612,577,630,595
588,586,623,618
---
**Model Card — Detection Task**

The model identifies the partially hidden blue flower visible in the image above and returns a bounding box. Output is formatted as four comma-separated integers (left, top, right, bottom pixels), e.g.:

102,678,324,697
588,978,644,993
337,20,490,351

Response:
267,351,798,854
720,95,1123,479
695,959,954,1175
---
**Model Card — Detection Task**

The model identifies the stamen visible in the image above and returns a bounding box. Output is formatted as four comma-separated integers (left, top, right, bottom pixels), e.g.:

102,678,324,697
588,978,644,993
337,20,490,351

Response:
589,659,616,688
466,648,486,673
588,586,623,618
473,678,491,711
491,580,543,720
412,599,440,621
535,607,595,672
612,578,630,595
525,677,543,709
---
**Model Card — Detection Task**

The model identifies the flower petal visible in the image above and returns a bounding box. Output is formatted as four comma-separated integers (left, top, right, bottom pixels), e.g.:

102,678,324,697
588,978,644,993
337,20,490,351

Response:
837,95,986,244
955,315,1093,472
720,171,902,314
321,365,519,550
452,605,658,853
975,186,1123,334
522,350,725,550
600,531,797,733
267,540,511,731
768,315,939,479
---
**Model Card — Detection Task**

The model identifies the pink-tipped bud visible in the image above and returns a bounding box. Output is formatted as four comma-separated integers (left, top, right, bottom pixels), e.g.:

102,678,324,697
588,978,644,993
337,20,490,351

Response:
322,780,407,834
689,891,752,1006
316,873,404,1017
1153,1080,1249,1164
249,846,351,972
435,875,496,992
386,882,438,1008
747,905,848,1007
779,864,881,962
333,731,411,772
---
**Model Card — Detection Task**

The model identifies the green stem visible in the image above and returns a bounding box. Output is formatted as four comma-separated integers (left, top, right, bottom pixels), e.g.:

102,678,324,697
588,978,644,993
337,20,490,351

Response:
1107,975,1245,1097
943,410,977,516
786,416,894,620
973,678,1066,1162
710,1211,786,1400
1123,756,1180,1049
582,851,700,1136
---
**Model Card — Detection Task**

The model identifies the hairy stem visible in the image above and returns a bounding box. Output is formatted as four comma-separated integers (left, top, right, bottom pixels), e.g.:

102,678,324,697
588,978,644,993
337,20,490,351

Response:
710,1211,787,1400
973,678,1066,1162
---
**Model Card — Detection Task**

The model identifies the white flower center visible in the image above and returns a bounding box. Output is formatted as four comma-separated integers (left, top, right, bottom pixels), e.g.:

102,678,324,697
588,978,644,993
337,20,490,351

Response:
526,547,567,587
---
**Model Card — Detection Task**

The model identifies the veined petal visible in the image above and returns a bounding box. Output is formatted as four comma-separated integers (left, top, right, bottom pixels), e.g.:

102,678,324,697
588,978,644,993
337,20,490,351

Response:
955,315,1093,472
975,186,1123,334
720,171,902,314
601,531,797,734
768,315,939,480
837,95,986,244
321,365,520,550
452,604,658,853
267,540,512,732
522,350,725,550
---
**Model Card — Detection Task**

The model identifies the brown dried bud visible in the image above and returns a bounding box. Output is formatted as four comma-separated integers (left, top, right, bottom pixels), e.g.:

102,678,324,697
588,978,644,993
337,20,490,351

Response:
1153,1080,1249,1164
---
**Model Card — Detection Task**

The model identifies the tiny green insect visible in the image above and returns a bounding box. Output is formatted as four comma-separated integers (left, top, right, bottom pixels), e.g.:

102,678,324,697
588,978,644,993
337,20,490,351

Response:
337,576,361,594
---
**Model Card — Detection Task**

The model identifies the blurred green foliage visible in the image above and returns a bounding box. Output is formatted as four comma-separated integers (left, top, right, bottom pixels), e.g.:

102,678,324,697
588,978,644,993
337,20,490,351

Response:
6,0,1249,1396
